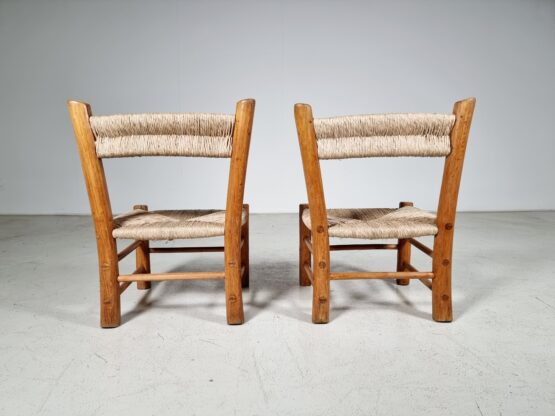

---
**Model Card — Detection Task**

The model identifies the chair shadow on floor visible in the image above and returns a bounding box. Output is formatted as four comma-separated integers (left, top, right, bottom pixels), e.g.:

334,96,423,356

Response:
329,257,513,323
121,257,227,325
448,248,512,320
247,259,312,322
325,261,431,321
24,244,508,327
120,257,307,325
119,249,511,325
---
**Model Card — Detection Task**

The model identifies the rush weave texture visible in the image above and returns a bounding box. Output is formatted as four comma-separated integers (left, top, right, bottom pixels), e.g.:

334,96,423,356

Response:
314,113,455,159
302,206,438,239
90,113,235,158
112,208,247,240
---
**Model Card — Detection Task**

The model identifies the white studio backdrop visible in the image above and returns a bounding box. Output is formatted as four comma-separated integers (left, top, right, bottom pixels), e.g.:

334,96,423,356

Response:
1,0,554,214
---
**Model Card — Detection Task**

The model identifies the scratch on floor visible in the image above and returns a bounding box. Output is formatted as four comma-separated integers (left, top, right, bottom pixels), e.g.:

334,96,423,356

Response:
284,338,303,379
109,381,182,401
476,400,484,416
444,335,502,376
36,358,74,415
374,388,382,416
323,387,364,416
252,351,269,404
94,353,107,364
199,338,222,348
534,296,555,312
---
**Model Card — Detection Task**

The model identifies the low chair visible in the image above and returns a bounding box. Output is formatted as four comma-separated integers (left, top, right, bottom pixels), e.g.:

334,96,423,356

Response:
295,98,475,323
68,99,255,327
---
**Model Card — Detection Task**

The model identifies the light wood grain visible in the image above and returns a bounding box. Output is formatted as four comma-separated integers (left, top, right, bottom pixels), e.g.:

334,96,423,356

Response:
330,271,434,280
68,100,120,328
117,240,140,261
118,281,132,295
409,238,433,257
295,104,331,323
241,204,250,289
303,236,313,254
405,264,433,290
330,243,398,251
304,263,314,285
299,204,312,286
432,98,475,322
149,246,225,253
396,201,413,285
133,205,151,290
224,99,255,324
118,271,225,282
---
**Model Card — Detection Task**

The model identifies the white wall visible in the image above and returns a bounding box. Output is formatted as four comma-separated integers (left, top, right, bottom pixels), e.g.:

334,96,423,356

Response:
1,0,554,214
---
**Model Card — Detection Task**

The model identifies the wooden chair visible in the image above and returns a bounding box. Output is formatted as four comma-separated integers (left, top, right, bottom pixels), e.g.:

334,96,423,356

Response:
68,99,255,327
295,98,475,323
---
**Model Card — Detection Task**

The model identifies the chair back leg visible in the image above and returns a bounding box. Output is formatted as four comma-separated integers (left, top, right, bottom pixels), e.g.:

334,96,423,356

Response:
241,204,250,288
396,201,413,286
299,204,312,287
133,205,151,290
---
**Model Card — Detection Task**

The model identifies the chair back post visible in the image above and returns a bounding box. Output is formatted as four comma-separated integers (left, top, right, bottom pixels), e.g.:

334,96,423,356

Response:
224,99,255,242
435,98,476,245
295,103,331,323
224,98,255,324
432,97,476,321
67,100,120,327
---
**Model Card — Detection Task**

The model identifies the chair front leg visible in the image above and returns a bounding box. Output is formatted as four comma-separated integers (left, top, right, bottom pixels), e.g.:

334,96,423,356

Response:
99,247,121,328
312,236,330,324
299,204,312,286
312,249,330,323
241,204,249,289
432,234,453,322
308,211,330,323
224,233,245,325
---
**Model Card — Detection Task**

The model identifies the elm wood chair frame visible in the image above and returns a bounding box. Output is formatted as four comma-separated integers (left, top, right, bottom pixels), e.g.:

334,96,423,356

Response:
68,99,255,327
295,98,475,324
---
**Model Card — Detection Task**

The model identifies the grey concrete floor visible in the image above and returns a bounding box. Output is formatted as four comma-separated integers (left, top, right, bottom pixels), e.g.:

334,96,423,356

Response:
0,212,554,415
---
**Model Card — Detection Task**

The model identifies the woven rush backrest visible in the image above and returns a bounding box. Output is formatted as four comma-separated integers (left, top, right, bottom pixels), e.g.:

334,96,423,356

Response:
90,113,235,158
314,113,456,159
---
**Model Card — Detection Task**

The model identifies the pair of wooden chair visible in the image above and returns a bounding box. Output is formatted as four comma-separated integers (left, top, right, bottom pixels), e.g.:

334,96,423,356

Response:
68,97,475,328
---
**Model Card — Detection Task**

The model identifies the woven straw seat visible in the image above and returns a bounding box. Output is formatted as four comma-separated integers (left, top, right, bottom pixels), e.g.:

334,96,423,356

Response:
112,208,247,240
302,206,438,240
